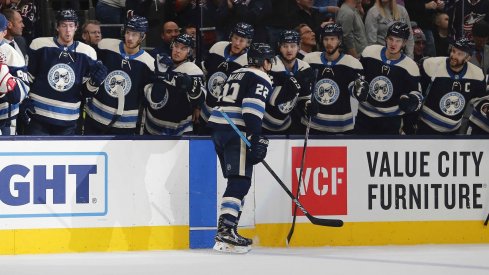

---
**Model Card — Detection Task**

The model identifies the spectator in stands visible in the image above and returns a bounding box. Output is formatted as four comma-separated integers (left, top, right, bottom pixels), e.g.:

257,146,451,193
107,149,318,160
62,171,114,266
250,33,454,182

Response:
433,12,449,56
412,24,427,65
184,24,197,62
469,20,489,73
150,21,180,58
336,0,367,58
265,0,297,50
364,0,414,58
295,23,317,59
3,8,27,61
290,0,328,35
405,1,444,58
81,20,102,48
2,0,39,45
313,0,340,19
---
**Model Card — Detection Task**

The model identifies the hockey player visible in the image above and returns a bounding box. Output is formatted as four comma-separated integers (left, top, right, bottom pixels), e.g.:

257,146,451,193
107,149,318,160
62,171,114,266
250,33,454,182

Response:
0,13,29,135
418,38,487,135
199,22,254,132
84,15,154,135
144,34,205,135
302,23,368,134
207,43,274,253
26,9,107,135
263,30,313,135
355,22,423,135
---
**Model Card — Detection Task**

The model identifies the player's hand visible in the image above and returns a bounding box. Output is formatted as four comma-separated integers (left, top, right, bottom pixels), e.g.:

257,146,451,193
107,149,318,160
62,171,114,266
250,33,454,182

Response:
247,135,269,165
399,93,423,113
156,53,173,75
351,75,369,102
304,99,318,117
0,64,16,94
89,61,108,87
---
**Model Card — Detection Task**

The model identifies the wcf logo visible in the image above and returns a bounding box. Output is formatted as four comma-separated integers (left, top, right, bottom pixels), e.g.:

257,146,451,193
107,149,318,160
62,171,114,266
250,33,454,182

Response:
0,152,108,218
291,146,347,215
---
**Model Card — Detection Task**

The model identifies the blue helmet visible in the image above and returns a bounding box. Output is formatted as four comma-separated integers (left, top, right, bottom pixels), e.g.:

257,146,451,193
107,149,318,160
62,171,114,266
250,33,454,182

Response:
56,9,78,25
173,33,195,48
451,37,474,55
248,43,274,67
230,22,254,40
125,15,148,33
279,30,300,45
321,23,343,40
386,21,410,40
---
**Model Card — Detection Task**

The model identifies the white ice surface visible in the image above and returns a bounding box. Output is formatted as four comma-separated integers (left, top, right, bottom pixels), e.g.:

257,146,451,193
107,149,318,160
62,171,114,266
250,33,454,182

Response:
1,244,489,275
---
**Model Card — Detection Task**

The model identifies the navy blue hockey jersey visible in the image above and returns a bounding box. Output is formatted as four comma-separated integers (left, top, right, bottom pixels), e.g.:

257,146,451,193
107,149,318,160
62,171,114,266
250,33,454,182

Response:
144,61,205,135
420,56,486,133
0,42,29,126
85,39,154,129
359,45,421,118
208,67,273,135
28,37,97,126
303,52,364,133
201,41,248,122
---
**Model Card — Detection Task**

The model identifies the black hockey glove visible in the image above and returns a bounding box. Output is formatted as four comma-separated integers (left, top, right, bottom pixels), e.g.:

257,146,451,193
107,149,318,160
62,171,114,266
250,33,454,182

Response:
399,93,423,113
187,77,204,105
89,61,108,87
284,76,301,96
304,99,319,117
18,96,36,126
350,75,369,102
247,135,269,165
176,73,193,92
155,53,174,75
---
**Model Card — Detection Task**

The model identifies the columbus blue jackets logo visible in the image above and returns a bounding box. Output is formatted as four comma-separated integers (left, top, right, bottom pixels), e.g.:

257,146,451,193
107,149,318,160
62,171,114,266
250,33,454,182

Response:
369,76,393,102
278,96,298,114
314,79,340,105
48,64,75,92
104,70,132,98
440,92,465,116
208,72,227,98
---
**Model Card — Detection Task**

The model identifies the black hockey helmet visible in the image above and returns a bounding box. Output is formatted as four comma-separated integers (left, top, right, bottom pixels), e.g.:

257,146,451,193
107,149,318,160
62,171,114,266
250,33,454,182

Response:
56,9,78,25
386,21,410,40
451,37,474,55
230,22,254,40
125,15,148,33
320,23,343,40
171,33,195,59
248,43,275,67
279,30,301,45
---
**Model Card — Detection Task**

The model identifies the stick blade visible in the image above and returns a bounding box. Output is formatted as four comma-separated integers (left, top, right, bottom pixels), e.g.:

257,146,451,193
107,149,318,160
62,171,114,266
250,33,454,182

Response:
307,214,344,227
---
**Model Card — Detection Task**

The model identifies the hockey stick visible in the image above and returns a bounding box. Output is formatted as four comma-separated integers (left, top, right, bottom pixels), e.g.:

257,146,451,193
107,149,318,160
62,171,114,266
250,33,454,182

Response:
218,109,343,227
484,212,489,226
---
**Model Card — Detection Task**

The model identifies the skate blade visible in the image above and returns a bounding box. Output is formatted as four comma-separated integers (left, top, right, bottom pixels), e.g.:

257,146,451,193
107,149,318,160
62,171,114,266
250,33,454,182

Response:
213,241,250,254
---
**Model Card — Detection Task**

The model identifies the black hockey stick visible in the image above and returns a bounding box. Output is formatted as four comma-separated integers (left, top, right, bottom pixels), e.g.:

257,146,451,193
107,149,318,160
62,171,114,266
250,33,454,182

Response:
218,109,343,228
484,212,489,226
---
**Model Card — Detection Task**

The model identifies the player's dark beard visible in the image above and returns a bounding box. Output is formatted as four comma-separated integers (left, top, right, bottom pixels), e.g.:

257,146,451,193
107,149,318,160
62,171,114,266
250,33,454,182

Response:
326,44,340,55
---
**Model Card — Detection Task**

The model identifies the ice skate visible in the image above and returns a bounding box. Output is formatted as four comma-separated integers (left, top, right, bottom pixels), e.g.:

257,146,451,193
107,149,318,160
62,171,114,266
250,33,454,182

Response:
213,217,251,254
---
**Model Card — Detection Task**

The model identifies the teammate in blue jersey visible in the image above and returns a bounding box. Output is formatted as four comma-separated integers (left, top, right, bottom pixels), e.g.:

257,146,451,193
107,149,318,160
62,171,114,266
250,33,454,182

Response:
467,98,489,135
263,30,313,135
302,23,368,135
84,15,155,135
355,22,423,135
207,43,274,254
25,9,107,135
199,22,254,133
418,38,487,135
0,13,29,135
143,34,206,135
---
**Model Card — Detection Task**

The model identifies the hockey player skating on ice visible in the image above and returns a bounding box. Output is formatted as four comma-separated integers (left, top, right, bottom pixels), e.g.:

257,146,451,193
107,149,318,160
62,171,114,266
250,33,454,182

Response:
207,43,274,254
26,9,107,135
84,15,154,135
355,22,423,135
263,30,313,135
417,38,486,135
302,23,368,134
0,13,29,135
199,22,254,132
143,34,206,135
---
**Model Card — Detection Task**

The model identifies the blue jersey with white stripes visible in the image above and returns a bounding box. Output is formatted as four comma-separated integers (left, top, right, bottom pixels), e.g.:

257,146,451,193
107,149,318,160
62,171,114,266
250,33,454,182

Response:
264,56,312,132
85,39,155,129
201,41,248,122
303,51,363,133
28,37,97,126
420,57,486,133
144,61,205,136
359,45,421,118
208,67,272,135
0,42,29,126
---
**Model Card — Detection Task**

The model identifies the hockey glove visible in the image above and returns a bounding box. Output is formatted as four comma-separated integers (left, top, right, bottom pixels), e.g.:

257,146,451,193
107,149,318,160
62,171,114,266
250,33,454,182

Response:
187,77,204,104
0,64,16,95
247,135,269,165
18,96,36,125
480,102,489,118
176,73,194,93
350,75,369,102
304,99,319,117
399,93,423,113
89,61,108,87
156,53,174,75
